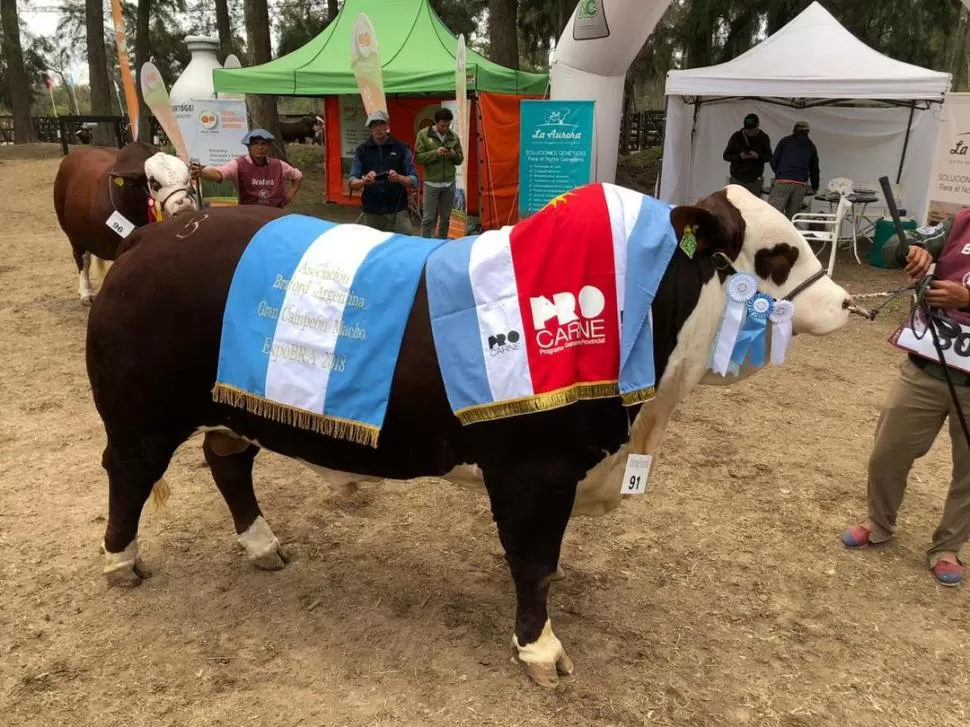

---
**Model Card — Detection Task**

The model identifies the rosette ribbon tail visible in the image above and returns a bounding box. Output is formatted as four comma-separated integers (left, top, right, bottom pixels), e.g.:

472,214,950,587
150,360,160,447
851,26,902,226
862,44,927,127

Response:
710,273,757,375
769,300,795,366
730,294,773,369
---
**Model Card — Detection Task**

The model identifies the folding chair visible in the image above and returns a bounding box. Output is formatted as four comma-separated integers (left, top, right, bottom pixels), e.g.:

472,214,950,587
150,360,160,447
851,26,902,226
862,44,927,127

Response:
791,193,853,277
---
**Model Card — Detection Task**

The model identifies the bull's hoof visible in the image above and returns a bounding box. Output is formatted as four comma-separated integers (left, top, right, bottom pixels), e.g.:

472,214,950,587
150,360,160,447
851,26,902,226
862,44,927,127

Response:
523,650,574,688
104,559,152,588
551,565,566,581
251,543,289,571
80,295,94,307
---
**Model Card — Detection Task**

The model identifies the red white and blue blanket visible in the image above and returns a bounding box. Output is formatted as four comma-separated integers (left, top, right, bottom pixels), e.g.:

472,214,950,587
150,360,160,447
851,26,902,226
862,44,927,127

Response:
425,182,677,424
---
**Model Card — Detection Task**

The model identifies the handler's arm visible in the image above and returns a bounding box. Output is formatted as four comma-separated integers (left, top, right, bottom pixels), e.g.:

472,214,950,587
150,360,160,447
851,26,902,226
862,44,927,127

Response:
884,214,953,268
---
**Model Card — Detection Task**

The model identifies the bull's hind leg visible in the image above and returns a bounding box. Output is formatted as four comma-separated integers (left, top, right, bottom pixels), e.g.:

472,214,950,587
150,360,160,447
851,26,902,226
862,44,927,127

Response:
203,431,288,570
101,433,183,587
485,465,576,688
74,247,94,305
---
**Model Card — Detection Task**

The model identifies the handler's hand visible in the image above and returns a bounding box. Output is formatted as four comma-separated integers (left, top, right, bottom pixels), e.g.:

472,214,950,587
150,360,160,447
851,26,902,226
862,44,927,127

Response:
388,169,400,182
905,245,933,281
189,162,203,180
925,280,970,309
363,170,377,185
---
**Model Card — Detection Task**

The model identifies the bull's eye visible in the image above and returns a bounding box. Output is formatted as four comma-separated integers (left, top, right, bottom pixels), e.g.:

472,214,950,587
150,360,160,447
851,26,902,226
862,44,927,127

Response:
149,178,161,192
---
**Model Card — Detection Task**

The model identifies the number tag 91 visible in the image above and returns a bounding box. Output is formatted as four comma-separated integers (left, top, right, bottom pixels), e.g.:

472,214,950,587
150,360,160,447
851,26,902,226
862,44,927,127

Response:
621,453,654,495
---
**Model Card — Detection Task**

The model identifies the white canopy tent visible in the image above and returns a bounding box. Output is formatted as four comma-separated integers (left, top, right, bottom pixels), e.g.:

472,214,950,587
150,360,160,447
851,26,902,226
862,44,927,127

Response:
658,2,951,225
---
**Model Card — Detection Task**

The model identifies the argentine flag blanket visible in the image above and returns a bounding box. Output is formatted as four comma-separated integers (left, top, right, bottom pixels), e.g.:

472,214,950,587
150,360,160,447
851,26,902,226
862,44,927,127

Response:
213,214,444,447
425,182,677,425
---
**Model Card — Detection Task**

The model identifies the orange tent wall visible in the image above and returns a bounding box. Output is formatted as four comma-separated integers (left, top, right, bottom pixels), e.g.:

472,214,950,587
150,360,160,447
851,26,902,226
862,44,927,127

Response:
476,91,542,230
324,95,479,216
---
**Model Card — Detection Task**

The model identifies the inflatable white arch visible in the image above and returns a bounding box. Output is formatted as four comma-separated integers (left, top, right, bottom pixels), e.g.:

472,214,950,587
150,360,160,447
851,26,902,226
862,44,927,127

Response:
550,0,675,184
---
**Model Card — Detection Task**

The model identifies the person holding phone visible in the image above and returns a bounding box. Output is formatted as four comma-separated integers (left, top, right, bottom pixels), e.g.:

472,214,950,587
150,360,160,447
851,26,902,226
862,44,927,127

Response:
348,110,419,233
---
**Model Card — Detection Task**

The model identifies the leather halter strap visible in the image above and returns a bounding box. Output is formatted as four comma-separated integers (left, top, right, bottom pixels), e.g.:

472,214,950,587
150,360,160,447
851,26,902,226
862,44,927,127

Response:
711,251,827,303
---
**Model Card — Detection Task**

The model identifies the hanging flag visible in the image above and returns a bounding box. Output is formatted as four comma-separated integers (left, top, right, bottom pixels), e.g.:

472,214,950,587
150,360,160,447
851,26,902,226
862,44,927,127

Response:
140,61,188,161
447,34,470,239
350,13,387,118
109,0,140,140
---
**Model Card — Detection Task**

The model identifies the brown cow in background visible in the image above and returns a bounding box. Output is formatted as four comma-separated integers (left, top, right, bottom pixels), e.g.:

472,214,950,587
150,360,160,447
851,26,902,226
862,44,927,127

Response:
53,141,198,304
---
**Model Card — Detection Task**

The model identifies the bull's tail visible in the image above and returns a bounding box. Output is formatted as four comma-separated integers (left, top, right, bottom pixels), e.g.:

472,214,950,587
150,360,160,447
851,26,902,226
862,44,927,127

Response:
149,478,172,510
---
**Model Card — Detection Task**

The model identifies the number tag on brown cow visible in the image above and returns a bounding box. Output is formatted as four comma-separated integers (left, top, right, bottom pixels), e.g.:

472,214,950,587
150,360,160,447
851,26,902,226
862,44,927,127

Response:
621,454,654,495
106,210,135,238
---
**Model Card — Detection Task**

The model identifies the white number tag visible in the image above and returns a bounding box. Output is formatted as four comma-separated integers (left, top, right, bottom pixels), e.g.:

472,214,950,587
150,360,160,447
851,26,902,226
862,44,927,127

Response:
105,210,135,238
621,454,654,495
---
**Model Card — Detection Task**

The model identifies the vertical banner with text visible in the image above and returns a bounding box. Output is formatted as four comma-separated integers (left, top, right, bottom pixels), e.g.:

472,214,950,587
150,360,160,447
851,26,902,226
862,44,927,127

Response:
518,100,596,218
350,13,387,119
109,0,139,139
447,34,470,239
140,61,187,160
927,92,970,223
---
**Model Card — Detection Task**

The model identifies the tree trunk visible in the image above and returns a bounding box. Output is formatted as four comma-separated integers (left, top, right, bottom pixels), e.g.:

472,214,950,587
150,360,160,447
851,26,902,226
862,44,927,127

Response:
243,0,287,161
86,0,114,144
215,0,233,61
1,0,36,143
488,0,518,69
135,0,152,142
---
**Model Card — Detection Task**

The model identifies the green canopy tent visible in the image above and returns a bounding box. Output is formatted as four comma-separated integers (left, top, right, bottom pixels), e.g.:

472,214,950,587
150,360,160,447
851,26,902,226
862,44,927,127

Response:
212,0,549,227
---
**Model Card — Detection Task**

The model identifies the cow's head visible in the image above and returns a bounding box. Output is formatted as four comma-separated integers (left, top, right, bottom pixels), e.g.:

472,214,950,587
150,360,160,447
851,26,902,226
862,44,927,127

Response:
671,184,851,336
144,153,198,217
110,142,198,219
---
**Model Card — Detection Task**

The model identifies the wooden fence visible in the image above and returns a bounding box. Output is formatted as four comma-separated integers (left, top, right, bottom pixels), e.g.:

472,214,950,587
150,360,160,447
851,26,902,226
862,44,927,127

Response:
0,115,169,149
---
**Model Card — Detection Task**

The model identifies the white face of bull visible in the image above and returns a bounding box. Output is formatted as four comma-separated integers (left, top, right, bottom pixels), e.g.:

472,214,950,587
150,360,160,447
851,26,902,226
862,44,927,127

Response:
144,153,198,218
723,185,850,335
673,184,851,336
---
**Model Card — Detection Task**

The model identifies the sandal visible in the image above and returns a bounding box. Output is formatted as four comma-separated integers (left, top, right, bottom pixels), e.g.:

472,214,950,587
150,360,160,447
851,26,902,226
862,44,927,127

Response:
840,524,873,549
931,559,965,587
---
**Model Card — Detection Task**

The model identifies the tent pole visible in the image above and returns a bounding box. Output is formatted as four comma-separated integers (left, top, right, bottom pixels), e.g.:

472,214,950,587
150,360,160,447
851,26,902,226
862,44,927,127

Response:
896,102,915,185
655,93,670,196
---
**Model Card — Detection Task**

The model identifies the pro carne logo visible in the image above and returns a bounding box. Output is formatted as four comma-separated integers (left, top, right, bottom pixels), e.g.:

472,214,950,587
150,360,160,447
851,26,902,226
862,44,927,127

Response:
530,285,607,354
487,329,521,356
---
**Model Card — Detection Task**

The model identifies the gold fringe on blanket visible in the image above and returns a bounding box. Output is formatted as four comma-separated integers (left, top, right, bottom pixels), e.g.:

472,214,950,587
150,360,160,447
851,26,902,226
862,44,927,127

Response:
211,384,381,448
455,380,655,425
620,387,657,407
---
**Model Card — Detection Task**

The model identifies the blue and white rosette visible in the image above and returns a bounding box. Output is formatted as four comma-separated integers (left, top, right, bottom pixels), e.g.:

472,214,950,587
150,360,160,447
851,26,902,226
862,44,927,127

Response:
769,299,794,366
730,293,773,369
709,272,757,375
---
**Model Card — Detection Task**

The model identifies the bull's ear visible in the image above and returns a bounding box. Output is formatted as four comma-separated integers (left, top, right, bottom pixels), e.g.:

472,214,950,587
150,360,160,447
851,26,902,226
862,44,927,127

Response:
669,205,722,252
110,141,155,180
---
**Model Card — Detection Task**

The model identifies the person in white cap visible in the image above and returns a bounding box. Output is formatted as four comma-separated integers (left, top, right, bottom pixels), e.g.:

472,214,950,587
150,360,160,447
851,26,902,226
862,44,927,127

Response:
190,128,303,208
349,110,419,233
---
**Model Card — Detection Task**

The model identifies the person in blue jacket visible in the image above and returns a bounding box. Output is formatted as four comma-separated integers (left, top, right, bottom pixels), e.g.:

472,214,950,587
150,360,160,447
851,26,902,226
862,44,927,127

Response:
767,120,820,218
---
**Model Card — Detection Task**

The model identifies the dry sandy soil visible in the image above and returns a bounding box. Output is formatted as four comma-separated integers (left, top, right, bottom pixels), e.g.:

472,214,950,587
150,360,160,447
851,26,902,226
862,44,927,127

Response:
1,146,968,726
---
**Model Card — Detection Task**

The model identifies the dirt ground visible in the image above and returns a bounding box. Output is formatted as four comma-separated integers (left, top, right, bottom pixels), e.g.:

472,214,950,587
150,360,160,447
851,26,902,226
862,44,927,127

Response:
1,146,968,727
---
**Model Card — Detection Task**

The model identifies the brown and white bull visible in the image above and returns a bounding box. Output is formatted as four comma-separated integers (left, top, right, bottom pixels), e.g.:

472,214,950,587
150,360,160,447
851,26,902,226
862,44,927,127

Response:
85,185,853,687
53,140,198,305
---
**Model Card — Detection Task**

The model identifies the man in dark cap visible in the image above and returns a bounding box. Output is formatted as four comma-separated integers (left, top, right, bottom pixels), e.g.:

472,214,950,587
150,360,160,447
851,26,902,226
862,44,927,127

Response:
722,112,772,198
768,120,820,218
190,128,303,208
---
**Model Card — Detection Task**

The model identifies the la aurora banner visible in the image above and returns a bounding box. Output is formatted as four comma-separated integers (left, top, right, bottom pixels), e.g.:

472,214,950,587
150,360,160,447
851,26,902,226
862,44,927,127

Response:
928,92,970,222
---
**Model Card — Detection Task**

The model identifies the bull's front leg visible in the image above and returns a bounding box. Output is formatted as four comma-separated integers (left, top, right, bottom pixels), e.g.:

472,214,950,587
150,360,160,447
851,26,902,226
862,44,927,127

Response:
485,469,576,687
